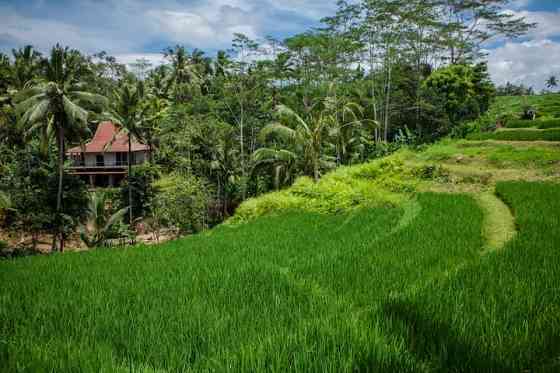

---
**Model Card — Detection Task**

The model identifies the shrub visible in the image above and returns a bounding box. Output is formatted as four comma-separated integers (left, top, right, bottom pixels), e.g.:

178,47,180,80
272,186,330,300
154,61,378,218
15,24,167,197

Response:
152,174,211,234
227,153,419,224
121,163,160,220
423,63,495,125
521,105,537,120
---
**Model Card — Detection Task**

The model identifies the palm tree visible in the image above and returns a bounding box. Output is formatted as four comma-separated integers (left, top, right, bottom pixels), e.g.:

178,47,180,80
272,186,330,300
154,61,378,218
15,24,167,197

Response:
259,90,367,182
164,46,202,101
546,75,558,90
12,45,42,90
324,96,375,165
79,191,129,248
141,95,169,161
260,104,331,182
16,44,107,252
252,148,297,190
110,82,145,228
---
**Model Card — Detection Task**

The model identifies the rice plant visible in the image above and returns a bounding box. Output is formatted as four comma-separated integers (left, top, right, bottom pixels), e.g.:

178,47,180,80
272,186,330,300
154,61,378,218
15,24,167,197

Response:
1,183,558,372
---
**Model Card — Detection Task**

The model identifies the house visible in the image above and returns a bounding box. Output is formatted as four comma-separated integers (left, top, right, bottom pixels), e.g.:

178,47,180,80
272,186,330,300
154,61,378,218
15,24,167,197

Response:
67,121,149,187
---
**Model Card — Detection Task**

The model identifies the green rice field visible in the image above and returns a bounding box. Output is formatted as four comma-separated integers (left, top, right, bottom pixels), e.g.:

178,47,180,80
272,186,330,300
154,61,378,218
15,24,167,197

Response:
467,128,560,141
1,180,560,372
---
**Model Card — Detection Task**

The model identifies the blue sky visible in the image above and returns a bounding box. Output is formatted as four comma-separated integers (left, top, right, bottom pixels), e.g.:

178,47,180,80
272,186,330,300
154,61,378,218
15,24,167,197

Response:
0,0,559,90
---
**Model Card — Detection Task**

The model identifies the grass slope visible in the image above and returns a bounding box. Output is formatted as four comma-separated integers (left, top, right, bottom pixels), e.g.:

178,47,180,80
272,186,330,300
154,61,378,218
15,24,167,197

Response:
2,193,485,372
1,140,560,372
386,181,560,371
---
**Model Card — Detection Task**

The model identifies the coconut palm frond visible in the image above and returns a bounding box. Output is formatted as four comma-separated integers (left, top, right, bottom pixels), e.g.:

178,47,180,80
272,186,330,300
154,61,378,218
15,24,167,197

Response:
63,96,88,124
253,147,296,164
260,122,297,143
342,102,363,122
102,111,125,127
276,104,310,133
71,91,109,107
15,92,47,115
21,99,50,125
13,85,46,104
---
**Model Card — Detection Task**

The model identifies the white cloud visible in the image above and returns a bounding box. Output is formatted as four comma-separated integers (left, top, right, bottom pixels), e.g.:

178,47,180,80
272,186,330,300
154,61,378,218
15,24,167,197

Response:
0,5,135,53
266,0,338,19
114,53,167,68
508,10,560,40
145,4,261,49
0,0,336,56
487,39,560,91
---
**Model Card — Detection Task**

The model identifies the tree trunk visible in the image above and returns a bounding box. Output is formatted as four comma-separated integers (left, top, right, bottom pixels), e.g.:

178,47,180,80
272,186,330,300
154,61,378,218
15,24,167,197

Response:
368,33,379,131
384,56,392,142
239,97,246,200
55,126,64,252
313,151,320,183
148,141,154,164
128,136,133,230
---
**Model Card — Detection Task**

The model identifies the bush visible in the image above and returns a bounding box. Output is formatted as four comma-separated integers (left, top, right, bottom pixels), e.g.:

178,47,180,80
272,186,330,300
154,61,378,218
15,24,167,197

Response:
152,174,211,234
121,163,160,221
521,105,537,120
423,63,495,125
227,153,420,225
467,129,560,141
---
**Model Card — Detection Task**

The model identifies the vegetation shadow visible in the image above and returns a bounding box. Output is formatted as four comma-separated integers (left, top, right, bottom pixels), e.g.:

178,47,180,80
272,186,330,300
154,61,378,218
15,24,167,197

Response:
381,299,512,373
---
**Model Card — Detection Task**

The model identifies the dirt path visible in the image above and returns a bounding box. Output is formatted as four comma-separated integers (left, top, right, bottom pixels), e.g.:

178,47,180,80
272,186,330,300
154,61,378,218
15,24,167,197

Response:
474,192,517,254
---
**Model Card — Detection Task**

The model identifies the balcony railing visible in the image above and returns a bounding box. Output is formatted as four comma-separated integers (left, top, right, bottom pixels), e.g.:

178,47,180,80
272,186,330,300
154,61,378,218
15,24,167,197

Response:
69,160,143,169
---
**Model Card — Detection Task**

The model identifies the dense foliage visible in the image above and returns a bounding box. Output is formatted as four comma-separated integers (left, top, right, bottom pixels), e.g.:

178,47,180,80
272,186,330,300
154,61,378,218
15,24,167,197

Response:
0,0,534,249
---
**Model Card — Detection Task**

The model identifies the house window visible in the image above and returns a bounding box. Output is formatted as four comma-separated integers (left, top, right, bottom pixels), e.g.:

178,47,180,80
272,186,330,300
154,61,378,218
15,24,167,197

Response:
96,154,104,167
116,152,128,166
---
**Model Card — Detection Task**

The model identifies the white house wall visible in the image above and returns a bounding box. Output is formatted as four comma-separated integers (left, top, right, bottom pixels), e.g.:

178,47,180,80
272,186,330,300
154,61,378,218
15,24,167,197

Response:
82,151,148,166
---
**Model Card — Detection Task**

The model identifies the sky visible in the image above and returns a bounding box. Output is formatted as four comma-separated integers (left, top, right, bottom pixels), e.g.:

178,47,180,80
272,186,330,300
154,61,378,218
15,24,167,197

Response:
0,0,559,91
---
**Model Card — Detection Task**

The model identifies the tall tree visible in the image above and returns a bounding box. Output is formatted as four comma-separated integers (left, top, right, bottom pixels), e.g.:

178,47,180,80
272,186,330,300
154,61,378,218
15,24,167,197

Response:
437,0,536,63
12,45,42,90
16,44,107,251
164,45,202,102
110,82,146,228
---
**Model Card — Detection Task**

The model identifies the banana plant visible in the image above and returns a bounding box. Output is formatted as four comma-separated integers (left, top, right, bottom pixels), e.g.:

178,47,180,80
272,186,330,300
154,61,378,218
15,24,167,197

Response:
79,191,129,248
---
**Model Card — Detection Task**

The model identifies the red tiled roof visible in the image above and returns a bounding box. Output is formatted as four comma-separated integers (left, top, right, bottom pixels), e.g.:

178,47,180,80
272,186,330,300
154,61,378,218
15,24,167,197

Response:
67,121,149,154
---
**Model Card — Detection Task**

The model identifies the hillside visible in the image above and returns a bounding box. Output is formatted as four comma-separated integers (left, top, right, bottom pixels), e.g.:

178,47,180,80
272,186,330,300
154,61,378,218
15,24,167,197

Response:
492,93,560,119
2,134,560,371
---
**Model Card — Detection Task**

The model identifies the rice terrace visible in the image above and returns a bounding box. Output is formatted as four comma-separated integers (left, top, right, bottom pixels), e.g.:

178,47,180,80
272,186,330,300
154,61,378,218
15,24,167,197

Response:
1,0,560,372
